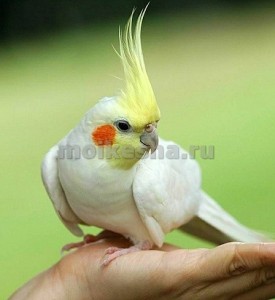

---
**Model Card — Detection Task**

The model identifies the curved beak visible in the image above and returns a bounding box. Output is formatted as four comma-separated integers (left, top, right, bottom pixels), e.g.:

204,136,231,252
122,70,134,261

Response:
140,125,158,154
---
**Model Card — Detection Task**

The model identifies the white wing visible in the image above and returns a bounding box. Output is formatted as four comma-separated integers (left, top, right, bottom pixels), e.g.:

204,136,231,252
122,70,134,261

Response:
133,138,202,247
41,145,84,236
133,139,269,246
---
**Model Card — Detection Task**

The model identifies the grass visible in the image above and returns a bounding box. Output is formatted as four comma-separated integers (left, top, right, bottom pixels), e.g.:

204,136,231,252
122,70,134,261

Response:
1,6,275,298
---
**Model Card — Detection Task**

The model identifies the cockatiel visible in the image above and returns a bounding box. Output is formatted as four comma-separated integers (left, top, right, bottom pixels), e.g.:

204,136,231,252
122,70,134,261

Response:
42,8,267,265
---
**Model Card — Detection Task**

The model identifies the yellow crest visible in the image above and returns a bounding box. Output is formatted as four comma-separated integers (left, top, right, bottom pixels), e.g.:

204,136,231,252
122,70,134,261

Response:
117,7,161,129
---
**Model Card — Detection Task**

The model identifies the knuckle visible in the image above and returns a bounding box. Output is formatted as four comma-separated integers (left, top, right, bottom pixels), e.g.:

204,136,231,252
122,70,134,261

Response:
159,250,206,297
228,261,248,276
156,253,180,295
227,244,248,276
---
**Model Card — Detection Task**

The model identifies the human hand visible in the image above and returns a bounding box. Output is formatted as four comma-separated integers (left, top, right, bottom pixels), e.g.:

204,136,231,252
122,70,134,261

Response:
10,233,275,300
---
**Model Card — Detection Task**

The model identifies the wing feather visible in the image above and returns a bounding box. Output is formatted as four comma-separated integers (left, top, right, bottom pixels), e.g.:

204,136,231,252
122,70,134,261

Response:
133,138,201,247
41,145,84,236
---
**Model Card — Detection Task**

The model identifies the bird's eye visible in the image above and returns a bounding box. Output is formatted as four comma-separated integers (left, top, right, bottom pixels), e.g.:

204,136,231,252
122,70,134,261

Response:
114,120,132,132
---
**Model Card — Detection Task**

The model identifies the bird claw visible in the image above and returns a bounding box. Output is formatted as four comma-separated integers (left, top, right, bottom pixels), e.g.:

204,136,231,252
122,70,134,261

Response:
104,246,121,255
102,240,152,266
61,233,98,254
61,231,124,254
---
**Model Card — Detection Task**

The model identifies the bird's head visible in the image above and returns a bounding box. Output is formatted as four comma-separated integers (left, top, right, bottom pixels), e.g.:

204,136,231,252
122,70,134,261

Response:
88,8,160,169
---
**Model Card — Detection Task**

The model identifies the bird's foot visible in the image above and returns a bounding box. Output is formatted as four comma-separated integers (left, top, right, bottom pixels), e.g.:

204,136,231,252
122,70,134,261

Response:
61,234,98,253
62,230,122,253
102,240,152,266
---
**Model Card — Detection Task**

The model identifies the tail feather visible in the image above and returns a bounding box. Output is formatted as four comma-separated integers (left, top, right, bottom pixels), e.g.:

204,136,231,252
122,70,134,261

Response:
181,191,269,244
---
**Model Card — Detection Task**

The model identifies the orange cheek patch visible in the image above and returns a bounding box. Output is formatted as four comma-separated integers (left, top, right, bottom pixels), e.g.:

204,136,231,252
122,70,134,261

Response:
92,125,116,146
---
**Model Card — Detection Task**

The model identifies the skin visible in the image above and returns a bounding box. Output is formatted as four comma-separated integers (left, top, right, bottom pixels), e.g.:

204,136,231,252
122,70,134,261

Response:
10,232,275,300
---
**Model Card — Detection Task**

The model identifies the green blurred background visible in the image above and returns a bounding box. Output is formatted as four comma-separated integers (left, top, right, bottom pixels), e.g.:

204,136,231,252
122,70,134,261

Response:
1,1,275,298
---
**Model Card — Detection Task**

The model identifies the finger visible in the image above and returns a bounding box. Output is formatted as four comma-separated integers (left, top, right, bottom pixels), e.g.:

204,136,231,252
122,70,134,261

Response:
199,242,275,281
62,237,178,268
235,280,275,300
201,267,275,299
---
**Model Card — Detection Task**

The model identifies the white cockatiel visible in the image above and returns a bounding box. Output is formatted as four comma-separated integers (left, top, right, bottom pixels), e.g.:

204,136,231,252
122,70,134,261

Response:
42,9,267,264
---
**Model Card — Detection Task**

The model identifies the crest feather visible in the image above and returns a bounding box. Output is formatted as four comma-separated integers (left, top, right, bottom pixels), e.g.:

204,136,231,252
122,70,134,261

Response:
117,7,160,127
